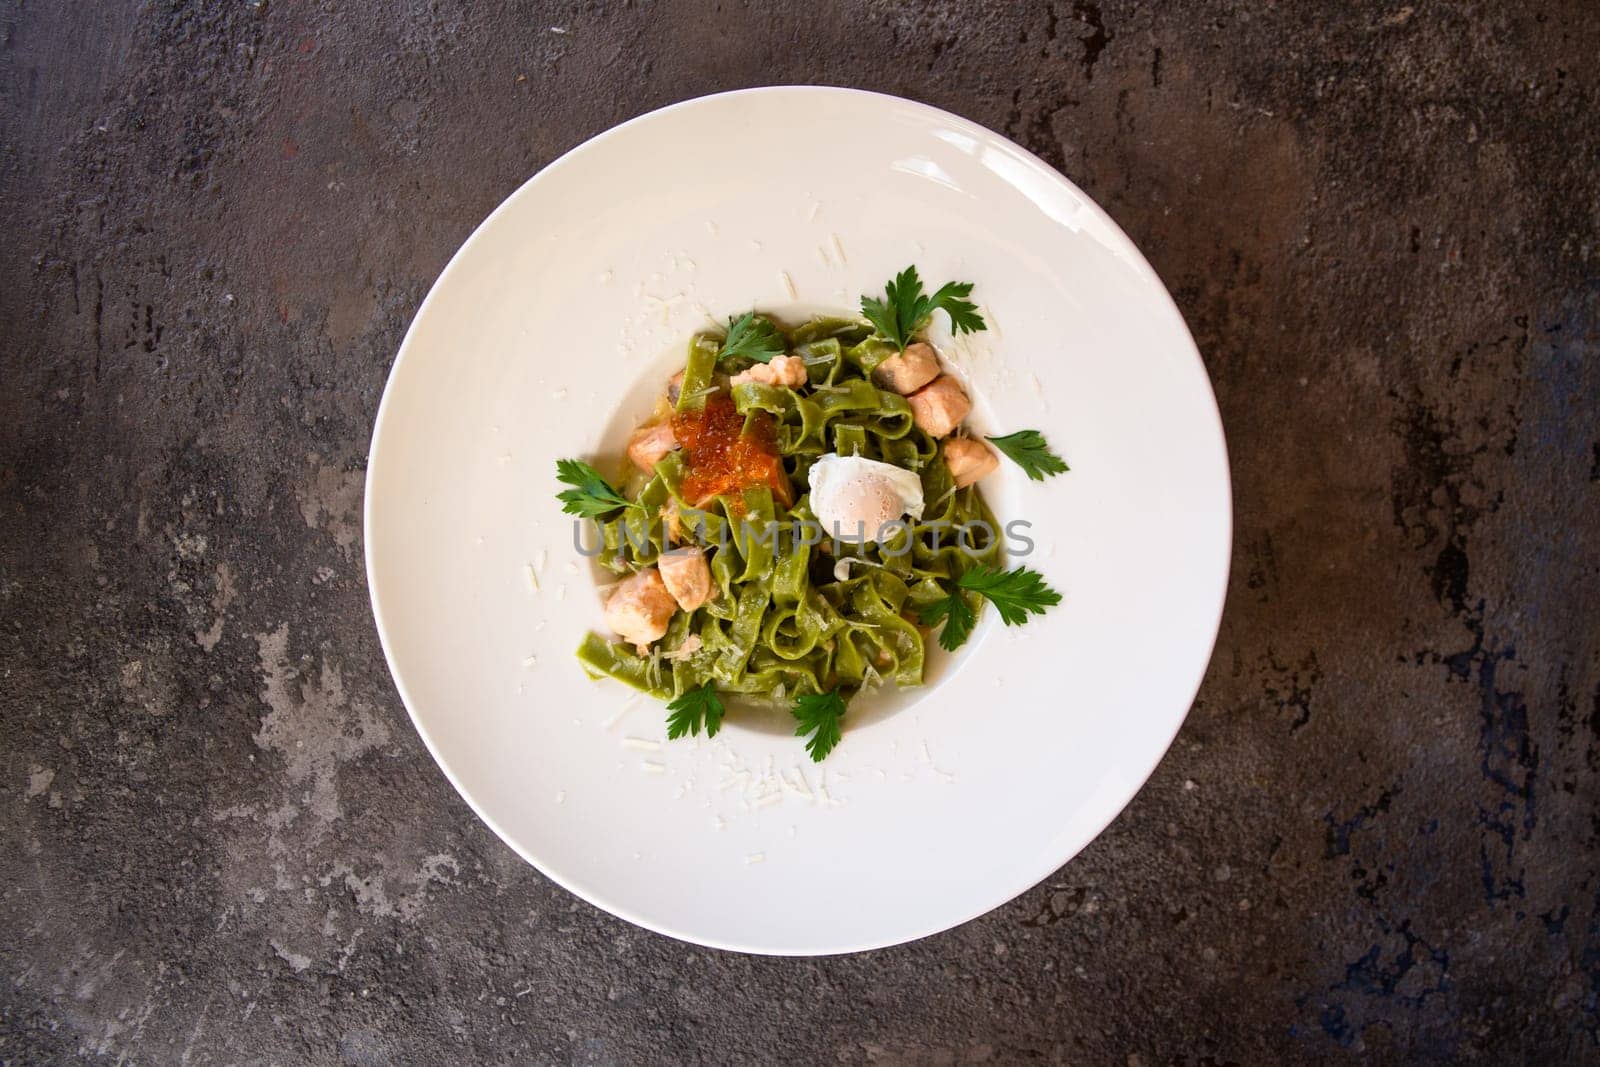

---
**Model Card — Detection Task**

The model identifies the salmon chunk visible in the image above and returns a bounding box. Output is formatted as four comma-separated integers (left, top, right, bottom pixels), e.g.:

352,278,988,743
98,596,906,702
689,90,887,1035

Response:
943,437,999,488
627,422,678,473
730,354,807,389
871,341,941,395
907,375,971,438
604,568,677,652
657,547,714,611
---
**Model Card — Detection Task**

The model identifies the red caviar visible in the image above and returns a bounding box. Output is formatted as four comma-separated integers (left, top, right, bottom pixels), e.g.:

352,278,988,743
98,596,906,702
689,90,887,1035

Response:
672,392,791,509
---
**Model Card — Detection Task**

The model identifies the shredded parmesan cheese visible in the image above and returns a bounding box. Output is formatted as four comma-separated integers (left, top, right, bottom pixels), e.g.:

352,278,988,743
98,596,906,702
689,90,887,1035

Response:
662,634,703,661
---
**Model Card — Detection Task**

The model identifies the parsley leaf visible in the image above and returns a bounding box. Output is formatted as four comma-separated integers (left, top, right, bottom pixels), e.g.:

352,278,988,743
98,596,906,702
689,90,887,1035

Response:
986,430,1069,481
860,266,920,349
555,458,634,518
666,681,725,740
790,690,846,761
959,565,1062,625
719,311,786,364
918,565,1061,650
917,588,978,652
860,266,987,350
926,280,985,336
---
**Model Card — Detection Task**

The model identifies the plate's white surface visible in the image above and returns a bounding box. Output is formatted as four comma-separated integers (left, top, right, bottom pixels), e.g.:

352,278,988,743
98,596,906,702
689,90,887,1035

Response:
365,87,1231,955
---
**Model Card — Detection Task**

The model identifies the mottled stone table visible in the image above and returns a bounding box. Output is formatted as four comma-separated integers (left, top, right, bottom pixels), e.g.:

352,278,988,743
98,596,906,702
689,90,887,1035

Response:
3,2,1597,1062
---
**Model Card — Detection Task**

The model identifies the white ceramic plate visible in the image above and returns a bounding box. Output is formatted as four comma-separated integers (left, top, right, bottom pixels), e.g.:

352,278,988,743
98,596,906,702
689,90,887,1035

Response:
365,87,1230,955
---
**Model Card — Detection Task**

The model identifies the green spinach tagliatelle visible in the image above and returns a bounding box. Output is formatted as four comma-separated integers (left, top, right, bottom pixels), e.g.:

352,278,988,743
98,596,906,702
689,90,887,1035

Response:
575,314,1003,708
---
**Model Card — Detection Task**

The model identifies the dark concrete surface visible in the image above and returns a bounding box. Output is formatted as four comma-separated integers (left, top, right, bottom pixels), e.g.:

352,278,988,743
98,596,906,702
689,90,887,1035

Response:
2,0,1597,1062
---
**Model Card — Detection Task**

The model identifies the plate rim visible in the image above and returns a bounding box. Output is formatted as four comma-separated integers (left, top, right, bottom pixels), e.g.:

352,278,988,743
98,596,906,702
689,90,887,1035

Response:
364,85,1233,955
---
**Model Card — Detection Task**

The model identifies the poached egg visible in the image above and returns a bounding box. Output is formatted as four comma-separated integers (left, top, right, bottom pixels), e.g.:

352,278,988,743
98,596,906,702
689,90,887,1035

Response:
807,452,925,543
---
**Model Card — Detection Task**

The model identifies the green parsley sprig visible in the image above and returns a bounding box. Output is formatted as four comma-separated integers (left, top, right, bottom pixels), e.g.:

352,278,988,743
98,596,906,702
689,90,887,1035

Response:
555,459,635,518
719,311,786,364
860,265,986,350
920,586,977,652
986,430,1069,481
666,681,725,740
919,565,1062,651
791,690,846,761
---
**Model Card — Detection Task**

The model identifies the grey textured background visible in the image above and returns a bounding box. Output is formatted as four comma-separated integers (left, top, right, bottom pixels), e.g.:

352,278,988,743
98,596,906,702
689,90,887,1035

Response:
3,1,1598,1063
